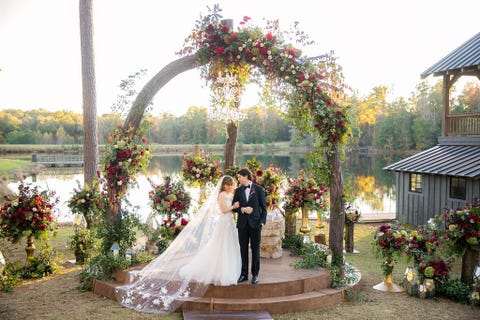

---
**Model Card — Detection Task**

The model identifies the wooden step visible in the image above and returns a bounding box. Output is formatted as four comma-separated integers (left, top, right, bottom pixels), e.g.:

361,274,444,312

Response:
182,310,273,320
182,289,342,314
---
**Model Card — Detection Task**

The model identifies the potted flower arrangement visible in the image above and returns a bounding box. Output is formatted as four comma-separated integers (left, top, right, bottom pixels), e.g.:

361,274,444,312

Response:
443,199,480,285
418,258,450,298
67,181,102,264
372,224,408,292
344,204,361,253
282,171,327,235
0,182,58,260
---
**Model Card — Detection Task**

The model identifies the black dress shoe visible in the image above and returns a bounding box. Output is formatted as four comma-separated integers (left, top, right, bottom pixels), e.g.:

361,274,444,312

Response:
237,275,248,283
251,275,259,284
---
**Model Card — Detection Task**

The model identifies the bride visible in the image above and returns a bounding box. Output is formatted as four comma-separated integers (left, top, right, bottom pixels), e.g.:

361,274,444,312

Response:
115,175,241,314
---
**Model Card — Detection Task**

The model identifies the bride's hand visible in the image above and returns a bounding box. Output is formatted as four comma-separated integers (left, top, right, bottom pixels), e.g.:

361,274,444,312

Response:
232,201,240,209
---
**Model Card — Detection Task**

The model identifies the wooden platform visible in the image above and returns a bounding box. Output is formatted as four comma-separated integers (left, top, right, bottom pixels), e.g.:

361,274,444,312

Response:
93,250,345,315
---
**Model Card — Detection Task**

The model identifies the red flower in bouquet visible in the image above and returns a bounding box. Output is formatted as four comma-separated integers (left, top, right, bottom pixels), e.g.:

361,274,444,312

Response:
0,182,58,243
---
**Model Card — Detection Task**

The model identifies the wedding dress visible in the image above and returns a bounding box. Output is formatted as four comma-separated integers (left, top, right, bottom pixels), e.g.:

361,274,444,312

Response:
115,176,241,314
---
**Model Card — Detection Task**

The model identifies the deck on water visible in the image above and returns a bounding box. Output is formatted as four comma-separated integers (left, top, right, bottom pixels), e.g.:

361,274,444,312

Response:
31,153,84,167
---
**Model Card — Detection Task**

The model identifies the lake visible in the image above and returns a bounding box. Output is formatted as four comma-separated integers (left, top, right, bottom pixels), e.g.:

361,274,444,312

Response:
7,152,401,222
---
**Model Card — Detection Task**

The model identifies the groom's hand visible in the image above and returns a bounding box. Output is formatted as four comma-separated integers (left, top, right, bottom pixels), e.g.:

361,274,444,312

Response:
242,207,253,214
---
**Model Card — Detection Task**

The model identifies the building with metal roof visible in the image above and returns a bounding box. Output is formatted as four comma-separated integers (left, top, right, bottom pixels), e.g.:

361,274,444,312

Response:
384,32,480,225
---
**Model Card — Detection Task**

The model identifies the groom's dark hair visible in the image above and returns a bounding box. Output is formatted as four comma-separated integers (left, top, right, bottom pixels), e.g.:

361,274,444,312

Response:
237,168,252,180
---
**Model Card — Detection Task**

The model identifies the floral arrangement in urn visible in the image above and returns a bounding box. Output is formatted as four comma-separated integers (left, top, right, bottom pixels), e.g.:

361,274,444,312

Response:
372,224,408,275
246,157,285,210
282,171,327,213
0,182,58,243
181,150,222,187
149,177,192,218
443,199,480,254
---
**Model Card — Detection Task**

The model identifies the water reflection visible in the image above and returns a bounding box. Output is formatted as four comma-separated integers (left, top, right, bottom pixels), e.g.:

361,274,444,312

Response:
8,152,398,222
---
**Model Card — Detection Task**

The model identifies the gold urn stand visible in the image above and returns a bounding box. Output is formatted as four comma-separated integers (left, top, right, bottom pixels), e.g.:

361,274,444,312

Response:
373,272,405,293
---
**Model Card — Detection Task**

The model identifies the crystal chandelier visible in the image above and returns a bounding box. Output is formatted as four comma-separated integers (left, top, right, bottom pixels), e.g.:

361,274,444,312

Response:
208,72,247,123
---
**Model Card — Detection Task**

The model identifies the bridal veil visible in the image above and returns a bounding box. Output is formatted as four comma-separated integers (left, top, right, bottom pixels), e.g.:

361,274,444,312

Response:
115,176,229,313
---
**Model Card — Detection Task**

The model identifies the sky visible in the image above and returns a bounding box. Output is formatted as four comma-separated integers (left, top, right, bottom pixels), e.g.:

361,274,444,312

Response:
0,0,479,117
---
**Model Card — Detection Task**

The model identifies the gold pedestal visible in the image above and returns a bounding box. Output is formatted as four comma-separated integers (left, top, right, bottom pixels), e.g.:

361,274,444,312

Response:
25,235,35,260
299,207,311,234
198,184,207,205
373,272,405,292
315,210,325,229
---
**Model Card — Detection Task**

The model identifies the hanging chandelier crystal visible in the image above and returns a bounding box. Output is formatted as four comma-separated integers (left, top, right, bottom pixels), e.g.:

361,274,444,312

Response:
208,72,247,123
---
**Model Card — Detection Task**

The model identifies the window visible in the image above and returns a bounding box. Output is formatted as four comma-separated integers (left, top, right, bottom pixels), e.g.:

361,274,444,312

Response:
409,173,422,193
450,177,466,200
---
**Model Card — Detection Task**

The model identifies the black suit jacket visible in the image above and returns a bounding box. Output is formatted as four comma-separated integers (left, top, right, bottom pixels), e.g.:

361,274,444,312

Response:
233,183,267,229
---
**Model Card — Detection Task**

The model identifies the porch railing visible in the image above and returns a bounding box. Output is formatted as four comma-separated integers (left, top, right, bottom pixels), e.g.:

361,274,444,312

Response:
445,113,480,136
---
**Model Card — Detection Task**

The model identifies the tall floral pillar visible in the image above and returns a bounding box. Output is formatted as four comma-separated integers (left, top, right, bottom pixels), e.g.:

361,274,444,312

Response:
344,205,361,253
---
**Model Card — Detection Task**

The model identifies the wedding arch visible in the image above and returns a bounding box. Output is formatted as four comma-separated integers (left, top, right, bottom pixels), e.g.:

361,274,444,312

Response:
111,7,350,267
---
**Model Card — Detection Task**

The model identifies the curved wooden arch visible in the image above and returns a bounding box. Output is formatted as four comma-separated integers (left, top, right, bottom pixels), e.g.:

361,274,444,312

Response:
123,55,205,130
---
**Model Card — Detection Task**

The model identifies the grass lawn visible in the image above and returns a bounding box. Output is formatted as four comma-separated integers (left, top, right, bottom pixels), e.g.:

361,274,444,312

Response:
0,158,29,176
0,223,478,319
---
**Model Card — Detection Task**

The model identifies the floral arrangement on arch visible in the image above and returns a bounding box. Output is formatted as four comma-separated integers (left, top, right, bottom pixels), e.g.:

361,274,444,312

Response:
0,182,58,243
344,204,361,225
246,157,285,210
372,224,408,275
149,177,192,218
418,258,450,286
101,126,151,196
179,5,349,147
282,170,327,213
181,150,222,187
443,199,480,255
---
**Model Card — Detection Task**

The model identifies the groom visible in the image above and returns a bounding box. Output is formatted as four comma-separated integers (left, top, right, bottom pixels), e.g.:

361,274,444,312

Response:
233,168,267,284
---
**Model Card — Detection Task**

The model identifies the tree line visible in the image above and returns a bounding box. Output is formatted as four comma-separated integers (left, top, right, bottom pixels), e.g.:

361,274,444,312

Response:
0,79,478,151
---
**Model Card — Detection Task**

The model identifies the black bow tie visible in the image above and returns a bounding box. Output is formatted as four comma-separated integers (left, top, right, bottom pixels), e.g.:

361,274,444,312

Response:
245,185,250,189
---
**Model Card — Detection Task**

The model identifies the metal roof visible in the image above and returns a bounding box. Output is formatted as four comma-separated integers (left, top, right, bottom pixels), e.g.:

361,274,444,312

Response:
384,145,480,179
421,32,480,79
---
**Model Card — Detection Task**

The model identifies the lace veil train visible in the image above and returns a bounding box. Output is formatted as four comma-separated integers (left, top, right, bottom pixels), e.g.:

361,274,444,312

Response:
115,176,228,313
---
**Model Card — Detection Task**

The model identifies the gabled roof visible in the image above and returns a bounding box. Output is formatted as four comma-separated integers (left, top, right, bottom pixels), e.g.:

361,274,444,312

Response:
384,145,480,179
421,32,480,79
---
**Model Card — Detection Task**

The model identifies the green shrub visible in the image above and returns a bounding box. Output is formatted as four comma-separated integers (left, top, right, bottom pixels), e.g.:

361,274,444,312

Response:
437,278,472,304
